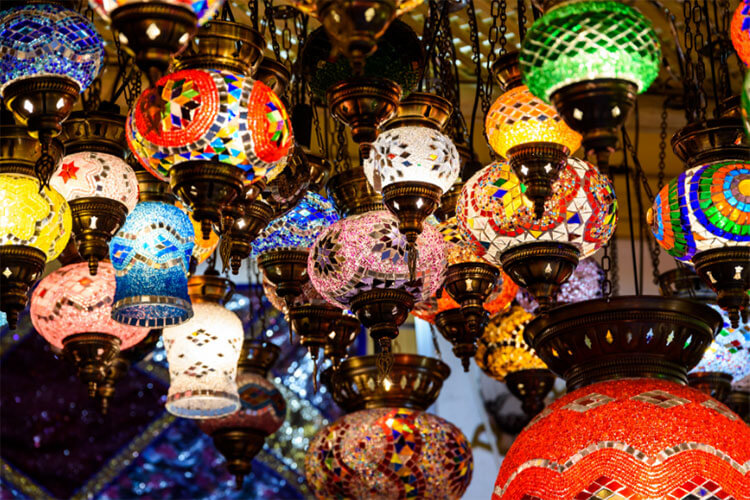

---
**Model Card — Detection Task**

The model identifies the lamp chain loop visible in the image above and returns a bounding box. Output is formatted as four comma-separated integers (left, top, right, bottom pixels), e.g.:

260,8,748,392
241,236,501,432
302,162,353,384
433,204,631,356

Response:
262,0,283,62
601,244,612,299
690,1,708,120
335,122,351,170
517,0,527,42
429,324,443,360
466,0,483,146
682,0,699,122
716,0,732,101
481,0,507,153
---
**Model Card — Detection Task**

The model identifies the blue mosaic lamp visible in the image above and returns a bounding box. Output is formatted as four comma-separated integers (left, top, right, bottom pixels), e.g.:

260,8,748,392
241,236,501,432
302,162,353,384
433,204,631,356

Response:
690,303,750,386
110,201,195,327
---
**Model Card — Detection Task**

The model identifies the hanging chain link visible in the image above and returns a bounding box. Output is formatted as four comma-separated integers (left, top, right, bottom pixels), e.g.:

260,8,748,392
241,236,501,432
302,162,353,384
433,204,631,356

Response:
716,0,732,100
429,324,443,360
691,1,708,120
481,0,507,149
517,0,527,42
262,0,283,61
646,99,669,284
466,0,483,146
335,122,351,170
682,0,699,122
600,243,612,298
114,32,141,110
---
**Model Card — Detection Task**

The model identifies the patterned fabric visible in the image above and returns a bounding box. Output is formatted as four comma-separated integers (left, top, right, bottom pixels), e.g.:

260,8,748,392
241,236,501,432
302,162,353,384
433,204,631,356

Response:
485,85,581,158
493,378,750,499
520,0,661,102
731,0,750,66
456,159,616,265
127,69,292,183
649,161,750,263
89,0,223,25
52,152,139,211
691,303,750,382
305,408,473,499
308,210,446,309
0,3,103,92
29,261,149,350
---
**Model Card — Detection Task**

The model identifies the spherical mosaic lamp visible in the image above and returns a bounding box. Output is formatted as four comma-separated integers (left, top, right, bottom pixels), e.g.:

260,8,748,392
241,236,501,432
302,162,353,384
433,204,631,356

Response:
109,200,195,327
520,0,660,165
731,0,750,66
306,355,472,499
457,159,616,312
30,261,150,396
0,3,104,186
648,161,750,326
199,339,286,488
163,275,242,419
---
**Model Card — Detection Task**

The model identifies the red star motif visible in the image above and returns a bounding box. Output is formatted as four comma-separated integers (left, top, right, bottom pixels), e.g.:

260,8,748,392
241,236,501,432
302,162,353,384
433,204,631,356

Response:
59,161,79,183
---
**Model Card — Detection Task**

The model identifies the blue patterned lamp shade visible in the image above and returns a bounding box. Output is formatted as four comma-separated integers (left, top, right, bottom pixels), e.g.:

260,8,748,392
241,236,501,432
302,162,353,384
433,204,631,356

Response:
0,3,103,93
110,201,195,327
252,192,339,257
691,303,750,384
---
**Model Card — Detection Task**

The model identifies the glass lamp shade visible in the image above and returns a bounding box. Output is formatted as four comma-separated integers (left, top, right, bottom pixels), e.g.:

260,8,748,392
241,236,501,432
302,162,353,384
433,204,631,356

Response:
363,126,460,193
0,3,103,93
648,161,750,263
308,210,447,309
127,68,293,182
163,302,242,418
0,172,71,262
437,216,492,266
690,303,750,382
305,407,473,499
251,192,339,257
109,201,195,327
485,85,582,159
30,261,149,350
89,0,223,25
516,258,603,312
731,0,750,66
198,371,286,435
456,159,617,264
176,202,218,264
519,0,661,103
51,152,139,212
475,304,546,382
492,378,750,499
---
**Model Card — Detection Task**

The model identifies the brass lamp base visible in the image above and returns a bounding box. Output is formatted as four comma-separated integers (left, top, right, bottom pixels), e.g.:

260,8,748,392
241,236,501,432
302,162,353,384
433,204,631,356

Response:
0,245,46,330
211,428,267,490
325,314,362,368
500,242,580,314
289,304,344,390
326,77,401,145
256,249,310,306
226,200,274,274
62,332,122,397
327,167,385,217
434,180,464,222
170,161,245,241
550,79,637,169
506,142,569,220
3,76,79,139
688,372,733,402
434,308,479,372
443,261,499,337
174,20,264,76
383,92,453,131
69,197,128,275
238,339,281,377
692,247,750,328
97,357,130,415
671,117,748,168
505,368,556,417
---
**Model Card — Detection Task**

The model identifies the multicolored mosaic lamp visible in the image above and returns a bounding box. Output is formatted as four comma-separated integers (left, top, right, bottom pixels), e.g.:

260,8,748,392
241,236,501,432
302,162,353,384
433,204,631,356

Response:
492,296,750,499
163,274,242,419
0,3,104,187
54,111,139,275
308,210,446,378
199,339,286,488
520,0,660,166
306,355,473,499
486,52,582,218
648,161,750,326
731,0,750,66
457,159,616,312
30,261,150,396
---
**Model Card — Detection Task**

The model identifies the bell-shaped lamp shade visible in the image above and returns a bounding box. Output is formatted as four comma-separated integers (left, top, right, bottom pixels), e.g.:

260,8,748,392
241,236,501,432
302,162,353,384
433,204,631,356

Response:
519,0,661,102
456,159,617,265
363,126,460,193
308,210,447,309
89,0,223,25
731,0,750,66
649,161,750,263
252,192,339,257
30,261,149,350
690,304,750,383
163,302,243,418
109,201,195,327
486,85,582,159
0,172,71,261
0,3,104,93
516,258,604,312
127,68,292,183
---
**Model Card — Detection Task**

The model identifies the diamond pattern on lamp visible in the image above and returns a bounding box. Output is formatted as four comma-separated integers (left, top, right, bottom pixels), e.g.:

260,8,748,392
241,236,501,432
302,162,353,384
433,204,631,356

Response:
700,399,738,421
562,393,614,413
631,390,690,409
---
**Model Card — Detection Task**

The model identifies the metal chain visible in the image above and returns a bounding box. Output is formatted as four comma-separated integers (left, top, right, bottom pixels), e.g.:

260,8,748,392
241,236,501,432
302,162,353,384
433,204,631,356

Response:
262,0,283,61
682,0,699,122
114,32,141,109
481,0,507,138
82,78,101,113
691,1,708,120
335,122,351,170
466,0,483,147
600,243,612,298
429,324,443,360
247,0,259,30
657,100,668,190
610,231,619,296
716,0,732,100
517,0,527,42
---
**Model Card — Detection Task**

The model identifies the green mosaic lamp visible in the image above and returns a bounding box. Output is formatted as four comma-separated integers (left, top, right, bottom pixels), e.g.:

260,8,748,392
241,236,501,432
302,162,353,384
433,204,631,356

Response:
520,0,661,168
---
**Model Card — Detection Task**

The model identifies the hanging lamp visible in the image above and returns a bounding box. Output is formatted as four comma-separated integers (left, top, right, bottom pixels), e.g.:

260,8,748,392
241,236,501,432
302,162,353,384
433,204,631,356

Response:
520,0,660,167
176,200,220,267
324,314,361,371
515,258,604,312
30,261,150,396
457,159,616,313
327,166,386,218
0,2,104,187
306,355,473,499
53,107,139,275
198,339,286,489
163,274,243,418
731,0,750,66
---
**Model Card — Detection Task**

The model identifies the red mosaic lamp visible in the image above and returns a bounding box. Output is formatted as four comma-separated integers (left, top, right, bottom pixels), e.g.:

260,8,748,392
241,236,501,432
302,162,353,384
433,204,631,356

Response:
492,296,750,499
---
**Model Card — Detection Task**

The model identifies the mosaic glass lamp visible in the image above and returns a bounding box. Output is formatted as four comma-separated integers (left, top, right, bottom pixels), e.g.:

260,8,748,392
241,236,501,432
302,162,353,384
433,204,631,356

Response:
30,261,150,396
163,274,242,419
109,200,195,327
0,3,104,187
731,0,750,66
520,0,660,166
486,52,582,218
648,161,750,327
127,68,293,238
690,304,750,388
306,355,473,499
516,258,604,312
199,339,286,488
457,159,617,312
